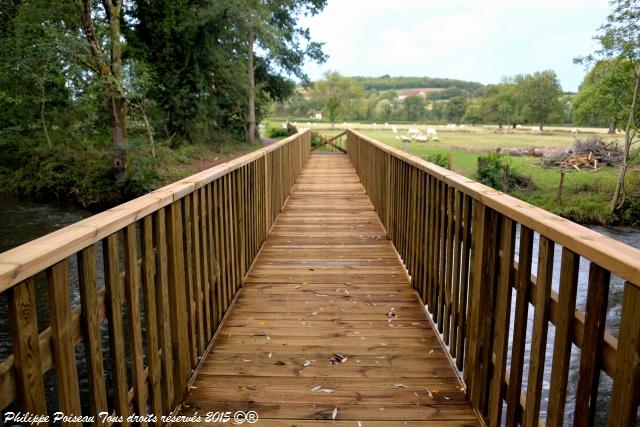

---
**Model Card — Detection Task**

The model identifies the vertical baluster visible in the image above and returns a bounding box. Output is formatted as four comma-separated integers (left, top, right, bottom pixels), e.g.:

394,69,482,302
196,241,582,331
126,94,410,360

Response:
199,187,212,340
450,190,463,358
426,175,435,311
181,196,197,367
8,279,47,417
166,200,190,402
466,204,500,414
573,263,610,426
524,236,555,427
455,194,472,370
191,190,205,353
608,281,640,426
46,260,82,425
547,248,580,427
123,225,148,423
487,217,516,426
432,177,441,321
154,208,174,412
444,185,455,345
438,181,447,329
141,216,163,423
207,183,220,328
225,174,236,305
505,225,534,425
214,177,226,321
77,246,107,420
103,235,130,425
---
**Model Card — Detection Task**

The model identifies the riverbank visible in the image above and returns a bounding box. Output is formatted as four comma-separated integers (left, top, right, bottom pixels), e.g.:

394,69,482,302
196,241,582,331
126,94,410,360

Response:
0,138,262,211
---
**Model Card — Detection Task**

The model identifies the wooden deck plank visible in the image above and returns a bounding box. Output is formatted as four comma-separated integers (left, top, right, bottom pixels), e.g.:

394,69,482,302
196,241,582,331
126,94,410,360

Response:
178,153,479,424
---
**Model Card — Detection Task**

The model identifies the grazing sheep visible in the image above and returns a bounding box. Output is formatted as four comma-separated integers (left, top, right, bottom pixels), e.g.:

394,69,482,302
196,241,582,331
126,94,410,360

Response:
415,134,428,142
516,124,523,129
373,123,377,129
392,125,398,134
384,122,389,128
431,136,440,142
531,126,541,134
427,127,437,138
571,128,578,135
407,128,421,136
400,135,411,142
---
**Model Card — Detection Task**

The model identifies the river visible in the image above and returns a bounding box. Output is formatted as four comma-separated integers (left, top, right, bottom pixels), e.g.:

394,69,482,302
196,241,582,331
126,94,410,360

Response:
0,194,638,424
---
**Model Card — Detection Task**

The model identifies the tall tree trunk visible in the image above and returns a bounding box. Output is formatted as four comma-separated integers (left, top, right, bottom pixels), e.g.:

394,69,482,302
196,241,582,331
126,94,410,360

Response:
78,0,127,180
247,30,256,144
608,120,617,134
610,66,640,211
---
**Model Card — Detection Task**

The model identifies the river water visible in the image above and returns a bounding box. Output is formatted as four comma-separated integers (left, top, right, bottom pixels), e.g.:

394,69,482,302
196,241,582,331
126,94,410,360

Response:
0,194,638,424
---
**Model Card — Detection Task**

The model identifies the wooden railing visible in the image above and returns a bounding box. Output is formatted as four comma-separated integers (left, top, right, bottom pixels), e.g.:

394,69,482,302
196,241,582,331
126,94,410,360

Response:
0,130,310,424
346,129,640,427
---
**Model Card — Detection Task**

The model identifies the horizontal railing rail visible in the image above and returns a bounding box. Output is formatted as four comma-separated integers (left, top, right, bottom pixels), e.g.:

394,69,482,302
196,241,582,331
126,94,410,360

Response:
0,130,311,424
346,129,640,427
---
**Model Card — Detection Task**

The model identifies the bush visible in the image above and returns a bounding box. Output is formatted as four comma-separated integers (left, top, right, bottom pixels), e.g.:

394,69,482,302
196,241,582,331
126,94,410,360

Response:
425,153,448,168
311,134,323,149
266,125,289,138
477,152,532,192
0,139,161,209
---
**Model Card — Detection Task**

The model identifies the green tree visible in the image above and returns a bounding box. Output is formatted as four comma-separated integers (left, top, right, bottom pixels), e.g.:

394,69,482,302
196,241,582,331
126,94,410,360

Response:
480,84,519,128
312,72,363,125
445,96,467,124
516,70,563,130
573,59,634,133
242,0,327,143
403,96,425,122
462,100,483,125
579,0,640,211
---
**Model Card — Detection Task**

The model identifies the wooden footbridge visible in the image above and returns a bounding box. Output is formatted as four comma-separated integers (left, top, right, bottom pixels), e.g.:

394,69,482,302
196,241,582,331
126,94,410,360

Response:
0,130,639,426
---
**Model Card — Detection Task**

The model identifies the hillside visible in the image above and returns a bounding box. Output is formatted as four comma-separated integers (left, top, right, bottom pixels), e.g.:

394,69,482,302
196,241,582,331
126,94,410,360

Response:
351,75,484,92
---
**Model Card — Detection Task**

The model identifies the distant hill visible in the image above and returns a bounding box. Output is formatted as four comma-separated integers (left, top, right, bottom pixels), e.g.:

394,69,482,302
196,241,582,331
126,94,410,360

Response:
350,75,484,92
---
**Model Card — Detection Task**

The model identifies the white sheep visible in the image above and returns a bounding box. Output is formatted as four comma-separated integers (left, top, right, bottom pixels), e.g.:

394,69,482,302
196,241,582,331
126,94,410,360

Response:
571,128,578,135
516,124,523,129
427,127,437,138
392,125,398,134
407,128,421,136
531,126,541,134
373,123,377,129
415,134,428,142
400,135,411,142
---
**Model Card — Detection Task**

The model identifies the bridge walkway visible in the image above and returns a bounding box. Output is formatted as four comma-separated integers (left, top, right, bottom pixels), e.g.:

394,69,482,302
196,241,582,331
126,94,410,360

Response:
177,153,482,426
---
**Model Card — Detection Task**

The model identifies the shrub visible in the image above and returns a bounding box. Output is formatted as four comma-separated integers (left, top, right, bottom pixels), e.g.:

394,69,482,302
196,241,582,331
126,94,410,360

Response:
425,153,448,168
477,152,532,192
266,125,289,138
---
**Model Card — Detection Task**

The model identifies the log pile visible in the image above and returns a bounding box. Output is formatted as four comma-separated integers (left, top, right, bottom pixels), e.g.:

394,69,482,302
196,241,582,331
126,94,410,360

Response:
542,138,623,170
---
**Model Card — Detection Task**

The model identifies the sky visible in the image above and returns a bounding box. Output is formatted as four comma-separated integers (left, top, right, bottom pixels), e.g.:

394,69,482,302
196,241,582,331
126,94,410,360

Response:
299,0,612,92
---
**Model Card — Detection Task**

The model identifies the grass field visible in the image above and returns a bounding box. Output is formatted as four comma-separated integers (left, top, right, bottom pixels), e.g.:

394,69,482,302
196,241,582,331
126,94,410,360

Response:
266,120,639,225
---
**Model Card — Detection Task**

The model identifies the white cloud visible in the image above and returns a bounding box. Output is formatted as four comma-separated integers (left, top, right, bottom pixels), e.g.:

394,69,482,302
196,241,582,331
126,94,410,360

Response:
299,0,611,91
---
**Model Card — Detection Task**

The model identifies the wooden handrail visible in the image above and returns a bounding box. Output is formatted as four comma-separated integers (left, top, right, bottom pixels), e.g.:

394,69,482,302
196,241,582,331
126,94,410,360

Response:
346,129,640,427
0,131,309,293
348,129,640,287
0,129,311,422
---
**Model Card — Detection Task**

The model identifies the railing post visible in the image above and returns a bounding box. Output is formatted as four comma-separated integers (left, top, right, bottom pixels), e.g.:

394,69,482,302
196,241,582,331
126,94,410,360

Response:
8,279,47,417
608,281,640,426
166,200,190,404
465,203,500,417
385,152,391,232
